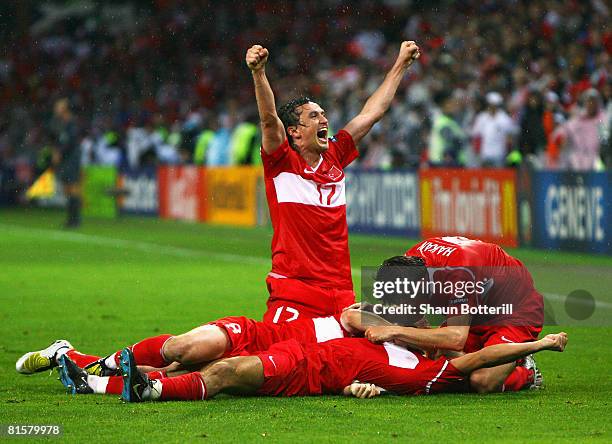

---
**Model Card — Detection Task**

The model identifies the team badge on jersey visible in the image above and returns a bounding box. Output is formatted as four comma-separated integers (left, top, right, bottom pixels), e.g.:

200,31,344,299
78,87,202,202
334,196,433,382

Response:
327,165,342,180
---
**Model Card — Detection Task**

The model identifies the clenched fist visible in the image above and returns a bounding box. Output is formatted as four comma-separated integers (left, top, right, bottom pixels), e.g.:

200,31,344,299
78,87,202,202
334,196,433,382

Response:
246,45,269,72
397,40,420,68
343,381,382,398
365,326,397,344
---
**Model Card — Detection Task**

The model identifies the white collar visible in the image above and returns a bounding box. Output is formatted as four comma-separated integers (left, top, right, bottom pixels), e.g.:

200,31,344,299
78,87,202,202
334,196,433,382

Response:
305,155,323,173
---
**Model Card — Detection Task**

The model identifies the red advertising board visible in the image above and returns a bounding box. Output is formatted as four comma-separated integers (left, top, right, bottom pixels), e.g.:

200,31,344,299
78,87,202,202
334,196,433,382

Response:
158,166,207,222
420,169,518,247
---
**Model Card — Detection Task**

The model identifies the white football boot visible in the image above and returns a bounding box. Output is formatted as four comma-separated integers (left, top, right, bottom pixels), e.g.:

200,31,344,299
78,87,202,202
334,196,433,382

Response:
16,340,73,374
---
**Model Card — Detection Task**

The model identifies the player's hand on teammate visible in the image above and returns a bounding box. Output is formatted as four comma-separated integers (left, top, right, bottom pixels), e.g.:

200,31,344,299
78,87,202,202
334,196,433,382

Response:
365,326,396,344
397,40,420,68
342,302,365,311
541,332,568,352
343,381,382,398
246,45,269,72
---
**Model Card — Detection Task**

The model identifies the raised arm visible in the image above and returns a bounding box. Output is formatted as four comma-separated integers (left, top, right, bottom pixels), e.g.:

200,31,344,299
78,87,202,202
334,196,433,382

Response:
451,332,568,375
343,41,420,145
246,45,286,154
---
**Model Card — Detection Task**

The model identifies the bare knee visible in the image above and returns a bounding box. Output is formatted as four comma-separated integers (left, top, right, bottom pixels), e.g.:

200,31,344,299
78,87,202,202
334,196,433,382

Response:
205,359,238,381
469,370,504,394
163,326,228,365
162,335,193,363
201,358,244,396
201,357,263,396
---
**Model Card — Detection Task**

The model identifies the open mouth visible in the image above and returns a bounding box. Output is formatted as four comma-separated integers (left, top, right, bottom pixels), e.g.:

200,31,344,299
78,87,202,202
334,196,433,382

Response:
317,128,328,143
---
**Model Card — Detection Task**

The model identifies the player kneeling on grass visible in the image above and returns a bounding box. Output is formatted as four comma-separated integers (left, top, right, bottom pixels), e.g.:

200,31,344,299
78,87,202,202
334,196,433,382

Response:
16,309,389,395
365,236,546,393
115,332,567,401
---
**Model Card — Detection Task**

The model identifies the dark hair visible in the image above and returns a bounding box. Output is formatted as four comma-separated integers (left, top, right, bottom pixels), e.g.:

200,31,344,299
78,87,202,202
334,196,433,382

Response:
373,255,429,326
278,96,311,148
375,255,429,293
433,91,452,107
380,255,426,268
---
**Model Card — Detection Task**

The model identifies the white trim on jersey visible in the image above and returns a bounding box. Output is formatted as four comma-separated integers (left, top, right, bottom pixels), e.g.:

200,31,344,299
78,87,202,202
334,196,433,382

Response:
303,156,324,174
273,172,346,207
425,359,449,394
312,316,345,343
383,342,420,369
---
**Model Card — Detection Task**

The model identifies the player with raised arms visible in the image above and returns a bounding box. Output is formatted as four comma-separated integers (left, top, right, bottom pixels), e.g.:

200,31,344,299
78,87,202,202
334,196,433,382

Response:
246,41,420,323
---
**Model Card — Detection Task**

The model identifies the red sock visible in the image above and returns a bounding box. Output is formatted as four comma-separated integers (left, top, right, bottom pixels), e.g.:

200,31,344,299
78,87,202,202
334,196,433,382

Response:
106,375,124,395
112,334,173,368
103,370,168,395
147,370,167,379
503,366,532,391
66,350,101,368
159,372,206,401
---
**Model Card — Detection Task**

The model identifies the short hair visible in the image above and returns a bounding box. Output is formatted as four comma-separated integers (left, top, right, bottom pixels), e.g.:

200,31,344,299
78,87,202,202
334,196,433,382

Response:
278,96,311,148
380,255,426,268
375,255,429,294
373,255,429,326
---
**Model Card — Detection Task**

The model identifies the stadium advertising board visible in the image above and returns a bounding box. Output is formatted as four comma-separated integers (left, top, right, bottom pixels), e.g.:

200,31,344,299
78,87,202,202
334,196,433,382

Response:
158,166,207,222
206,166,260,226
83,165,117,218
345,169,420,237
420,169,518,247
117,167,158,216
530,171,611,254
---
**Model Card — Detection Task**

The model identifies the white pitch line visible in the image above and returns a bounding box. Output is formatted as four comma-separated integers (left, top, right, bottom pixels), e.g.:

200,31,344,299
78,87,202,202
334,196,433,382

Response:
0,223,271,266
0,223,364,274
3,223,611,309
543,292,612,309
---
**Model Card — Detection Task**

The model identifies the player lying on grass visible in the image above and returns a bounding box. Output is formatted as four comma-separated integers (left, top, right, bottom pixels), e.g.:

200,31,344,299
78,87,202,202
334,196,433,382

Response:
16,309,392,395
364,236,545,393
109,331,567,401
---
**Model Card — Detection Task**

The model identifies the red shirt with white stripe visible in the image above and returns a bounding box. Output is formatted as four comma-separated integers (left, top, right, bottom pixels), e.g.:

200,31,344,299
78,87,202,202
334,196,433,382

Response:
256,337,465,396
262,130,358,290
406,236,543,326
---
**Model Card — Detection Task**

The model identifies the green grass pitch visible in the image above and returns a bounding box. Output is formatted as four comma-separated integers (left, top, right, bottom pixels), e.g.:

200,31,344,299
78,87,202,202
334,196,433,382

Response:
1,208,610,443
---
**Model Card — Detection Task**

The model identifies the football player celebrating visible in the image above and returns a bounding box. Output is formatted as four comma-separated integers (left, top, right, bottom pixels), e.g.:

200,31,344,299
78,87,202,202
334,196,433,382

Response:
363,236,545,393
16,309,388,395
246,41,420,323
116,330,567,402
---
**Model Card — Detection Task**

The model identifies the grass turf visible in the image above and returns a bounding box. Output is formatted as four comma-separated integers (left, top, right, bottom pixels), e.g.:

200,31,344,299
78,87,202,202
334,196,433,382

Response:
0,208,610,443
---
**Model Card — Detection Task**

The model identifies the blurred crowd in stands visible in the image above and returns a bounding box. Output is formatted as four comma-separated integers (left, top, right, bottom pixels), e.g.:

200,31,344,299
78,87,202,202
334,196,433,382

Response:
1,0,611,179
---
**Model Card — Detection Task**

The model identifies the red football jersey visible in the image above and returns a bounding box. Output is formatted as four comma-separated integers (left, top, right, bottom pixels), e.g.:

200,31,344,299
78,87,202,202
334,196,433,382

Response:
210,314,349,357
405,236,543,326
256,337,465,396
262,130,358,290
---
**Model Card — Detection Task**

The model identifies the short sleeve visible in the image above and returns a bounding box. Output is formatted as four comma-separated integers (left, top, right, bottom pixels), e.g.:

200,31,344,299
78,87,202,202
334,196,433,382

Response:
261,139,292,177
331,130,359,168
